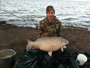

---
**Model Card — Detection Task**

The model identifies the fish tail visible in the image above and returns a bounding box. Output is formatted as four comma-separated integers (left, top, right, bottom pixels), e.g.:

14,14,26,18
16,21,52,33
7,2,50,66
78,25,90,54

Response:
26,39,33,51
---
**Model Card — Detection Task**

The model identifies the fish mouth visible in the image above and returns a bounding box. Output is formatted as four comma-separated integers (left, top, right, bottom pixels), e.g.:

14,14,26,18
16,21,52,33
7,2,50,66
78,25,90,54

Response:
66,40,69,44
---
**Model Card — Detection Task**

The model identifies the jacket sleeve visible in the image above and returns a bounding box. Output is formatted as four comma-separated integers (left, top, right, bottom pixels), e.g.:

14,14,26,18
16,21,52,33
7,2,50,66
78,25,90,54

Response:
37,21,45,38
56,20,62,36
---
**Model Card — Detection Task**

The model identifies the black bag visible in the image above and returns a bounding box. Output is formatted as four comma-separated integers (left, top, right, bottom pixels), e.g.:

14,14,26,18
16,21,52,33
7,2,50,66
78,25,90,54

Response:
51,50,79,68
14,49,90,68
14,49,49,68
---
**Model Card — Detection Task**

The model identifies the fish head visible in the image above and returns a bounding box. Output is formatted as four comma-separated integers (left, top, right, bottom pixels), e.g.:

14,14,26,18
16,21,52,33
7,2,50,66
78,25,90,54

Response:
60,38,69,52
61,38,69,46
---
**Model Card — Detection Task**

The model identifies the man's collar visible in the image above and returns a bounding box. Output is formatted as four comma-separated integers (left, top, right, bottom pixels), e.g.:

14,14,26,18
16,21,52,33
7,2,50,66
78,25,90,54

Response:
45,16,56,25
45,16,56,22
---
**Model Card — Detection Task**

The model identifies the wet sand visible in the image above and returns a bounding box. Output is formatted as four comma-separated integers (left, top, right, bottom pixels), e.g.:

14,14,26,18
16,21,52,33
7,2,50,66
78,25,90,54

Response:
0,24,90,60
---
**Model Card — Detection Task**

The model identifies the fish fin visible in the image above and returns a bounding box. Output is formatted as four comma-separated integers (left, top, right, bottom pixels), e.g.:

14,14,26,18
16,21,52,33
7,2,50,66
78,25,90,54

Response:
48,52,52,56
64,45,67,49
61,46,64,52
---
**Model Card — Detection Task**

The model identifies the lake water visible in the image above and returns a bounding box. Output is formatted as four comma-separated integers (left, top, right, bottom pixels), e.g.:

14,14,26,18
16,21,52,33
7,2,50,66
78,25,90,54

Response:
0,0,90,29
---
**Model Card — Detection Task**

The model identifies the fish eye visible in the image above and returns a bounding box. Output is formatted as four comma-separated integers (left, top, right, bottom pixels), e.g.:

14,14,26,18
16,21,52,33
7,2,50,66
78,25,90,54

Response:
65,40,67,43
65,40,69,43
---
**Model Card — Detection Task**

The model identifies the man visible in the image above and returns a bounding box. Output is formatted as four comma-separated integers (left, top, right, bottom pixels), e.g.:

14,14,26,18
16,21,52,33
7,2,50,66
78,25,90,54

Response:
38,5,62,37
37,5,64,68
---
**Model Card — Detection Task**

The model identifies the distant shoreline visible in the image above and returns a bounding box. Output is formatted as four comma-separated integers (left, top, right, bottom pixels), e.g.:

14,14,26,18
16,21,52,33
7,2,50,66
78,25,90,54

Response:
0,20,89,31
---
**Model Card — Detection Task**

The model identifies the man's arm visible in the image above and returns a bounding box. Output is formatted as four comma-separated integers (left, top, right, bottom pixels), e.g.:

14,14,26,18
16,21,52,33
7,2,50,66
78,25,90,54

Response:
37,21,44,38
56,19,62,36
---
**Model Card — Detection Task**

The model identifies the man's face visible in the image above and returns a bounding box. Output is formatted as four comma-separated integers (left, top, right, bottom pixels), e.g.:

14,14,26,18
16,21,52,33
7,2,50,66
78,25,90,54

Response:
46,10,55,19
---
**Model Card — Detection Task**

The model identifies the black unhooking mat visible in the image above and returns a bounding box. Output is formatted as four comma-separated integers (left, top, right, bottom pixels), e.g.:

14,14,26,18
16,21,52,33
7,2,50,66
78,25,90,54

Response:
14,49,90,68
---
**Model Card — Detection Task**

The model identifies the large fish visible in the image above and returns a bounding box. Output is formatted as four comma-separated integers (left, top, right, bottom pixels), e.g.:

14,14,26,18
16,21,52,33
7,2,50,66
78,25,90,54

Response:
26,37,69,56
